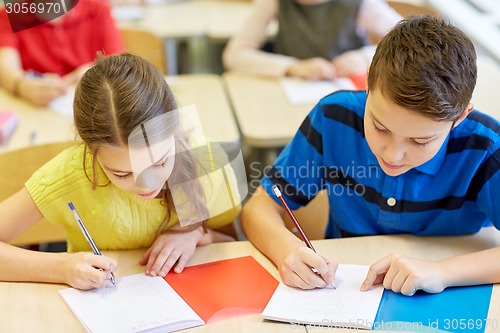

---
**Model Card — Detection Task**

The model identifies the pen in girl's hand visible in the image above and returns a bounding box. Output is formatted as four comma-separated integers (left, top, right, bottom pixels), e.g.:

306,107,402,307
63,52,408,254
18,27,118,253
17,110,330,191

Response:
271,185,336,289
68,202,116,287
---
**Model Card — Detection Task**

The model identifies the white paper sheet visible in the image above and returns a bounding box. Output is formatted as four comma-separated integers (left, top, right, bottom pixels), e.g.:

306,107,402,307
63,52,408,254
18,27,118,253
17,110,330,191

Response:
280,77,356,105
59,273,204,333
262,265,384,329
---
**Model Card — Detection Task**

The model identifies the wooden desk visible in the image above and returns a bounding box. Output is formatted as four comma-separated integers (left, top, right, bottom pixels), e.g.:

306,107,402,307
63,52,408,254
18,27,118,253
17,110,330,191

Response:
2,228,499,332
224,56,499,151
167,74,240,145
116,0,255,74
223,72,312,149
0,74,239,154
117,1,205,40
117,0,255,41
0,89,75,154
0,241,300,333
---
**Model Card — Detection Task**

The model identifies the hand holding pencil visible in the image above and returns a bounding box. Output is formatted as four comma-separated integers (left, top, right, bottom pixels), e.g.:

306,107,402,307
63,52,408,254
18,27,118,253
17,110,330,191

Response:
68,202,117,289
272,185,337,289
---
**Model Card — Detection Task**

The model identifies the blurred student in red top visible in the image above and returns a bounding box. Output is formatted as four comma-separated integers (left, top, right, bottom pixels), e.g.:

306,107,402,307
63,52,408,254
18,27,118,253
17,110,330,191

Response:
0,0,124,106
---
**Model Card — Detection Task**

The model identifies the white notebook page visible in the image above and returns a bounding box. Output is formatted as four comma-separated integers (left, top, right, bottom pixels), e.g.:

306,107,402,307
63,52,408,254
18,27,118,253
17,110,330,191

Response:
280,77,356,105
59,273,203,333
262,264,383,329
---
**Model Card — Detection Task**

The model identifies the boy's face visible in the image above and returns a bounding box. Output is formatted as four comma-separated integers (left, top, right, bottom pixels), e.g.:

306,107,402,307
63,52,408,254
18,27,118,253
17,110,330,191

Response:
364,89,453,177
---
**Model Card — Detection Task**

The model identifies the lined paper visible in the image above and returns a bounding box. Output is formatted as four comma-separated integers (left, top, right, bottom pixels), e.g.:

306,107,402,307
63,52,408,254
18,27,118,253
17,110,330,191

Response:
262,265,384,329
59,274,203,333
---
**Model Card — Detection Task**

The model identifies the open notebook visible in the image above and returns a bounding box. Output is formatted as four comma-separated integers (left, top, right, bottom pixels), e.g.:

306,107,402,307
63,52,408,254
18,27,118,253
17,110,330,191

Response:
262,264,384,330
58,256,278,333
59,274,203,333
263,264,493,332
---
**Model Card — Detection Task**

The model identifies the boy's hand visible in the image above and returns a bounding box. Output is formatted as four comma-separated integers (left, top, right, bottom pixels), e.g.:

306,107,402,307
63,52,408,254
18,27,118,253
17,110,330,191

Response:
62,64,91,86
360,254,447,295
279,245,337,289
140,226,206,277
62,252,117,290
19,75,67,106
286,58,337,81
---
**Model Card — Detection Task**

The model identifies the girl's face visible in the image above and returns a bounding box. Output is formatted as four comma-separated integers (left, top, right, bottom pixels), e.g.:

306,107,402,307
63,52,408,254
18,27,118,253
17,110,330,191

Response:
96,136,176,199
364,89,454,177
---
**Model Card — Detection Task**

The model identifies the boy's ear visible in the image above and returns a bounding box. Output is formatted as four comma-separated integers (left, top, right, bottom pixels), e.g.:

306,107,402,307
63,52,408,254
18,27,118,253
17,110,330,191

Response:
452,103,474,128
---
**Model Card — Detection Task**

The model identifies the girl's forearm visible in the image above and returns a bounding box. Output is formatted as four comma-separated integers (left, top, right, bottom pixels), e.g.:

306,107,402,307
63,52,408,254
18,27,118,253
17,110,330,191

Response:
0,241,69,284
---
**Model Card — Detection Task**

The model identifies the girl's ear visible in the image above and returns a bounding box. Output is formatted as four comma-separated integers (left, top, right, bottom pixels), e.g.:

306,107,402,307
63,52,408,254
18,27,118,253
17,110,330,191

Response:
452,103,474,129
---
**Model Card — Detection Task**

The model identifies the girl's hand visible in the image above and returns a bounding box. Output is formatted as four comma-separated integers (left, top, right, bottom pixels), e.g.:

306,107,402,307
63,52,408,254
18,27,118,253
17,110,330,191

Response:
360,254,448,296
286,58,337,81
62,252,117,290
278,245,337,290
140,226,207,277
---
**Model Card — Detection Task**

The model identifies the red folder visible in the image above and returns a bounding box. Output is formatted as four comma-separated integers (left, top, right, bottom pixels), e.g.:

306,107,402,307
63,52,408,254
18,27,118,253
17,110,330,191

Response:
164,256,279,323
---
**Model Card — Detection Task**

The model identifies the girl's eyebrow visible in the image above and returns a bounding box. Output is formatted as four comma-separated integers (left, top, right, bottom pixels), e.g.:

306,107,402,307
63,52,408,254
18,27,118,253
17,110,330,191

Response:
370,111,438,140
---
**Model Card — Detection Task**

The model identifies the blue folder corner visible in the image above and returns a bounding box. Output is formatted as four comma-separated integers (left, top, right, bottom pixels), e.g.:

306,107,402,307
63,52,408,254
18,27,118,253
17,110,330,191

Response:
374,284,492,332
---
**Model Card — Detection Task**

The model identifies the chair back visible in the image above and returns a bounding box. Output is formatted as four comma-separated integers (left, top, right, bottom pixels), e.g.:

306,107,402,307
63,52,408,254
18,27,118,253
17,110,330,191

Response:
120,27,168,75
283,190,329,240
1,142,75,246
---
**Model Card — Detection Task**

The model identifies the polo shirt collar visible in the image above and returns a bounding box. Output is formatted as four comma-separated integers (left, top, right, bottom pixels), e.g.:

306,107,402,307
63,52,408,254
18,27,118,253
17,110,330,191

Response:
414,135,449,175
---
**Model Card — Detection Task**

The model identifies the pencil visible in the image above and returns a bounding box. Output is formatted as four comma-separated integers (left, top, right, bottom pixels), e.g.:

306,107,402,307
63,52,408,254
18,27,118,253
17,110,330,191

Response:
68,202,116,287
272,185,336,289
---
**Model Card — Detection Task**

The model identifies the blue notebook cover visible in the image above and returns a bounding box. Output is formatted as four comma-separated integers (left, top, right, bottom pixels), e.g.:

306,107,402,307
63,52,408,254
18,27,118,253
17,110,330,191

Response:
374,284,493,332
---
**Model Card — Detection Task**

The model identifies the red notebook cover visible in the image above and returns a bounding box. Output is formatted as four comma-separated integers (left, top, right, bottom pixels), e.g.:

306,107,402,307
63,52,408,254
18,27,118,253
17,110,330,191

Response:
0,111,18,144
164,256,279,323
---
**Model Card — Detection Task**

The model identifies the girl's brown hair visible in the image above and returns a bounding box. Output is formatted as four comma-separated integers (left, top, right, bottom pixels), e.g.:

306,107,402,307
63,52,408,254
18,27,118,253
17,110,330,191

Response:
367,15,477,122
73,52,208,232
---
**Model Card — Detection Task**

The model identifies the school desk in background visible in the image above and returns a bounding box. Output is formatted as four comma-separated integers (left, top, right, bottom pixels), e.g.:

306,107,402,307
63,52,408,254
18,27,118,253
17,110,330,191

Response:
0,111,19,145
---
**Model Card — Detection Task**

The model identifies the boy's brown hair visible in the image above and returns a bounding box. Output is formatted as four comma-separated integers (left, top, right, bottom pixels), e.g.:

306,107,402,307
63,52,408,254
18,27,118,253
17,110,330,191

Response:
367,15,477,122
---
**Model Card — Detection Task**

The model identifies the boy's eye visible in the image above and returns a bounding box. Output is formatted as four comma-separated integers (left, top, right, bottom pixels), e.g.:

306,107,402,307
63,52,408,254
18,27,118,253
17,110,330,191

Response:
373,123,387,133
413,140,430,147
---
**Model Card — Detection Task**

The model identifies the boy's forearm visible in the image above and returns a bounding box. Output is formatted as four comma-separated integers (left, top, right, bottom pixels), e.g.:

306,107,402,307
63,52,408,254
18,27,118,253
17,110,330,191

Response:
441,247,500,287
241,195,304,268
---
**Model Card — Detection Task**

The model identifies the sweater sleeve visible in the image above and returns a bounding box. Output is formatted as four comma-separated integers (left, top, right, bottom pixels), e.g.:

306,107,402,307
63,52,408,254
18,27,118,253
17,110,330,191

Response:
222,0,296,77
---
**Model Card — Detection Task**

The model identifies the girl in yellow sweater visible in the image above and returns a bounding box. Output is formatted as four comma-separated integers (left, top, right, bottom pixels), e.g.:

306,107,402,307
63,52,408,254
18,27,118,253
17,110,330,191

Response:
0,53,241,290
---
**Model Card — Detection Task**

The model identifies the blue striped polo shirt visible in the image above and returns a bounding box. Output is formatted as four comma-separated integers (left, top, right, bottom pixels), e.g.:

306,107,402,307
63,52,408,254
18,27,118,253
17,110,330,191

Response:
261,90,500,238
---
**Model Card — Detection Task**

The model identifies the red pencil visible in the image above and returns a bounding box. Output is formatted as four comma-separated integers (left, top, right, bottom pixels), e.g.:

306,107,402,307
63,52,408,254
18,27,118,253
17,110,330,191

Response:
272,185,336,289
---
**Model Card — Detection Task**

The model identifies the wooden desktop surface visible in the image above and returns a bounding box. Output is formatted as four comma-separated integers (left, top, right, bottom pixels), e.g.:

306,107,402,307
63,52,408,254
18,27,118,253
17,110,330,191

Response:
223,56,499,149
116,0,262,41
223,71,313,148
2,227,499,332
0,89,75,154
167,74,240,145
0,74,239,154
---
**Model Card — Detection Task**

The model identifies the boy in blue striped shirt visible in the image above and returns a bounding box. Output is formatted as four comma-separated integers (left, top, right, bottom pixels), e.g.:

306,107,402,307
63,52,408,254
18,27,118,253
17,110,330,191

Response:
241,15,500,295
